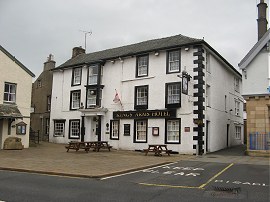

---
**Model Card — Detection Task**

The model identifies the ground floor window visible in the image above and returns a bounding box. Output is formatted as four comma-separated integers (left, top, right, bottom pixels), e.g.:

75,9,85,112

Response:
110,120,119,140
54,120,65,137
165,118,181,144
69,119,80,139
134,119,147,143
235,125,241,140
16,122,27,135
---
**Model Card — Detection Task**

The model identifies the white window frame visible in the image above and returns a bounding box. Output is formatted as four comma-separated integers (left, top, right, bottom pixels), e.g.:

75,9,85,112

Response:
137,55,148,77
167,83,180,104
168,50,180,73
69,120,80,139
166,119,180,143
54,121,65,137
4,82,16,103
136,86,148,106
71,91,81,110
110,120,119,139
88,65,99,85
235,99,240,116
234,77,240,92
135,120,147,142
72,68,82,85
235,125,241,140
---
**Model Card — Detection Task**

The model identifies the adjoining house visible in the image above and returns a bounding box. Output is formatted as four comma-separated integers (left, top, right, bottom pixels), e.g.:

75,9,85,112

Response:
50,34,243,155
30,54,55,141
0,45,35,149
239,0,270,156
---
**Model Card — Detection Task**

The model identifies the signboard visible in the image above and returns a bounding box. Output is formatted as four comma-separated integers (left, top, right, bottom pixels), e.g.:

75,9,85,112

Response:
113,109,176,119
124,124,130,136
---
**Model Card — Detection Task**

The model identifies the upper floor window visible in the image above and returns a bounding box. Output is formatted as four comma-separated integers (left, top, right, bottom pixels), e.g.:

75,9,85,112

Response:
167,50,180,73
86,89,102,108
165,118,181,144
110,120,119,140
235,99,240,116
136,55,148,77
88,65,99,85
234,77,240,92
4,82,16,103
72,68,82,86
70,90,81,110
47,95,51,111
165,82,181,108
134,85,148,109
37,80,42,88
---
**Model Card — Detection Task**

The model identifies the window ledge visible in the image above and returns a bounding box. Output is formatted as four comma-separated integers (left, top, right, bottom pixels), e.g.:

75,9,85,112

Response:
122,76,155,83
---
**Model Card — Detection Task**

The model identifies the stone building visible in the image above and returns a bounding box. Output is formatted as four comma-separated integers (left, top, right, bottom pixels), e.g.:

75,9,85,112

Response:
30,54,55,141
0,45,35,149
50,34,243,155
239,0,269,156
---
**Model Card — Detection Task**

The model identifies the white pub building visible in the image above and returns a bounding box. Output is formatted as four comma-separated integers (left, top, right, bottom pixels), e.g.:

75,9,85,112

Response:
50,34,243,155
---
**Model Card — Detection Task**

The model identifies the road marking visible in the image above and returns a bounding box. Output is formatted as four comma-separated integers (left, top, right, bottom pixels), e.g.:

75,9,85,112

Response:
199,163,234,189
139,182,203,189
100,162,177,180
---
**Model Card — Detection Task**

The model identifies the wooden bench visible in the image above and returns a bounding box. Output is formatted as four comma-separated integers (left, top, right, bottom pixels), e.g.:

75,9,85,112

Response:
65,142,88,152
85,141,112,152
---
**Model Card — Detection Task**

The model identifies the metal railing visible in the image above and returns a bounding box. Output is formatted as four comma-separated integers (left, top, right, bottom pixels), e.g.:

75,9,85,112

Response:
249,132,270,150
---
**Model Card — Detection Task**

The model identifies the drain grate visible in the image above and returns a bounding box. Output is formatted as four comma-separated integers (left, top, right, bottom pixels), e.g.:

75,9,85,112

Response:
212,186,241,194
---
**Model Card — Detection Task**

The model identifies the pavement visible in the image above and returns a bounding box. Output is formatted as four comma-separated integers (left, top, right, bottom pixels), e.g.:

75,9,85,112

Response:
0,142,268,178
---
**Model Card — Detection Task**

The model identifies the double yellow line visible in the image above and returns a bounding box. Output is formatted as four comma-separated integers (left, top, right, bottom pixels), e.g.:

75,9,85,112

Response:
139,163,234,189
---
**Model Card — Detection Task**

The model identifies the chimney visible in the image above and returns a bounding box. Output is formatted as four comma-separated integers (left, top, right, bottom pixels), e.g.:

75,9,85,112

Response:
43,54,56,71
72,46,85,58
257,0,268,41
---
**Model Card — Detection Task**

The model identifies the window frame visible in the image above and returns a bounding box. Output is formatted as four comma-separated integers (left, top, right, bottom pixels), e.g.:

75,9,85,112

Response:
70,90,81,110
53,120,65,137
69,119,80,139
166,49,181,74
234,77,240,92
134,85,148,110
165,118,181,144
47,95,51,112
110,120,120,140
235,125,241,140
86,88,102,108
88,64,99,85
16,122,27,135
71,67,82,86
165,82,181,108
134,119,148,143
235,99,240,116
4,82,16,103
136,54,149,77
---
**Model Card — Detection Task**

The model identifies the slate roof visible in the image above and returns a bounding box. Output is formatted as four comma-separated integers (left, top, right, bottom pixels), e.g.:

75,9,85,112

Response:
55,33,240,76
57,34,203,69
0,45,35,77
0,104,23,118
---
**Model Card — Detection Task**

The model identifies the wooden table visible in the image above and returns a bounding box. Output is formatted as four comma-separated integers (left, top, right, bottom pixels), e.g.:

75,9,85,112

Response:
65,141,88,152
85,141,112,152
66,141,112,152
144,144,171,156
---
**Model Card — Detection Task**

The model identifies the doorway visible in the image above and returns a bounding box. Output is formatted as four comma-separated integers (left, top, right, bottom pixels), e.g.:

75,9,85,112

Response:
227,124,230,148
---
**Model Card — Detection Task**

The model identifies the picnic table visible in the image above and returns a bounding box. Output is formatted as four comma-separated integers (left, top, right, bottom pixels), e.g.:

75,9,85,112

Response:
65,141,112,152
144,144,171,156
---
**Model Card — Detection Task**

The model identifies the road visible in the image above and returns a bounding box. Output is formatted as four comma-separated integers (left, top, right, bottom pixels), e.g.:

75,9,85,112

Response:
0,161,269,202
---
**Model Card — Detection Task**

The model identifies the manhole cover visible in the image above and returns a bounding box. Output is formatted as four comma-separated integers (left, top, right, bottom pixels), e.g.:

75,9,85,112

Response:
203,186,246,199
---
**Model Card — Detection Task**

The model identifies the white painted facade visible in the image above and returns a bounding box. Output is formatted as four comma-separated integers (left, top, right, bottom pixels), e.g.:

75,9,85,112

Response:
50,37,243,154
240,29,270,96
0,46,35,149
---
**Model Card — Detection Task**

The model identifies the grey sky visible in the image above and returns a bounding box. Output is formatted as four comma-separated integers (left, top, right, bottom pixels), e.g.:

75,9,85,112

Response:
0,0,267,78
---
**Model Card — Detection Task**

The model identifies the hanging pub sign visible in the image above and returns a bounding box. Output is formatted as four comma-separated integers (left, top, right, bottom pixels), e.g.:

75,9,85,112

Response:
113,109,176,119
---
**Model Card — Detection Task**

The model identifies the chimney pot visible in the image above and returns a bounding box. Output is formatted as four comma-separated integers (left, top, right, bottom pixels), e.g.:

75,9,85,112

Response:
44,54,55,71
